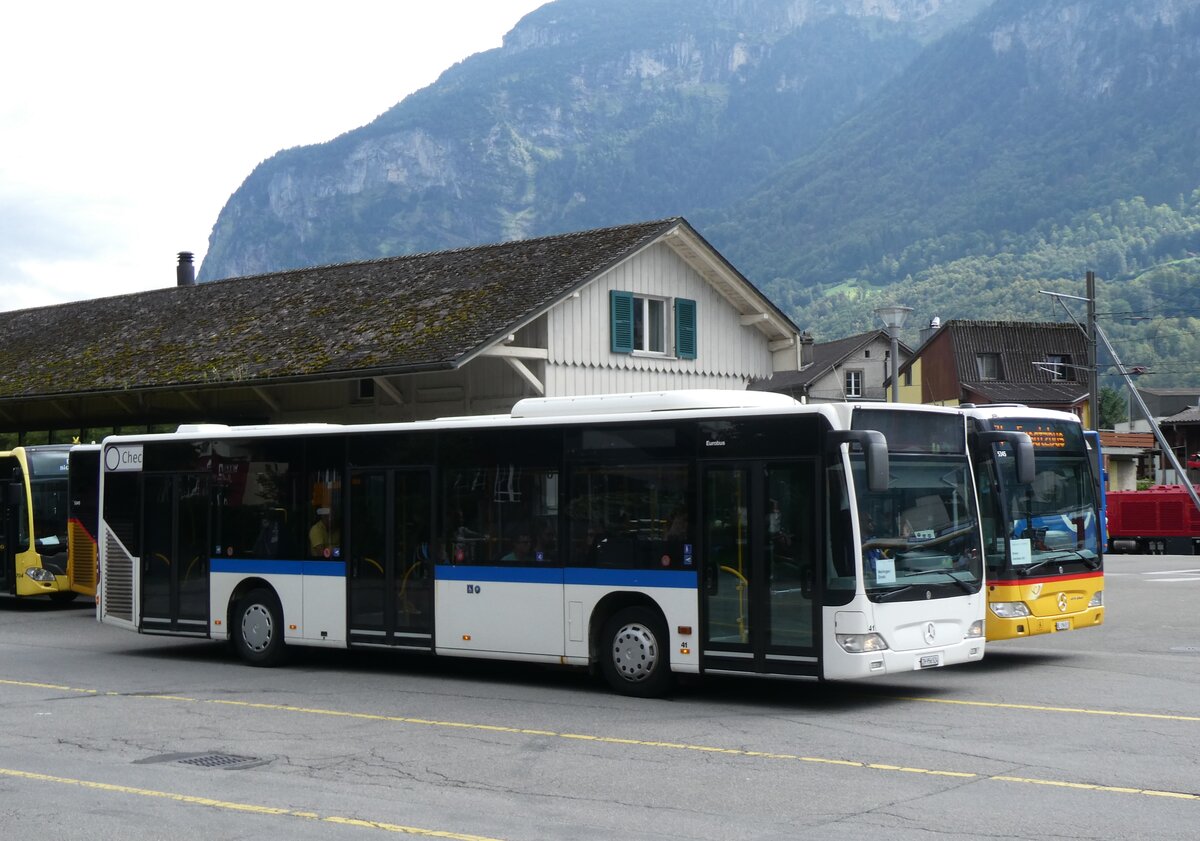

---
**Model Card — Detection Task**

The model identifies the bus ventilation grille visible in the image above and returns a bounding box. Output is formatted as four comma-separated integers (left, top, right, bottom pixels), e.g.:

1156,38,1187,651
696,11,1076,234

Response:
103,531,134,622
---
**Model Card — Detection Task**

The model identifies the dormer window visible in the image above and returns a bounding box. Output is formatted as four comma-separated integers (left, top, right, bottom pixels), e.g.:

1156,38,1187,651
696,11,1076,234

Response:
1046,354,1072,381
976,353,1002,381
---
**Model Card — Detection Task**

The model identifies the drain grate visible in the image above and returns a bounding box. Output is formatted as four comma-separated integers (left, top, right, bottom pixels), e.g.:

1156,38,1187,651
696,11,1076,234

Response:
135,751,268,770
178,753,262,769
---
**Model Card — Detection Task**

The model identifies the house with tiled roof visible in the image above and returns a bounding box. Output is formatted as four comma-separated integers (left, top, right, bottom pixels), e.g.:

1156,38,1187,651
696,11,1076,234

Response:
895,319,1093,426
0,218,805,441
752,330,912,403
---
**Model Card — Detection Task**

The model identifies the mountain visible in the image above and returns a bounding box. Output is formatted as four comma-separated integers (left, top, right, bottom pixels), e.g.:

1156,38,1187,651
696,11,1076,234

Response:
701,0,1200,317
198,0,1200,388
199,0,987,280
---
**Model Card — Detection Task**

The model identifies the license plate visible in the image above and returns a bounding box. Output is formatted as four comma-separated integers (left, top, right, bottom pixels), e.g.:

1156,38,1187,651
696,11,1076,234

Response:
1055,620,1070,631
917,653,942,670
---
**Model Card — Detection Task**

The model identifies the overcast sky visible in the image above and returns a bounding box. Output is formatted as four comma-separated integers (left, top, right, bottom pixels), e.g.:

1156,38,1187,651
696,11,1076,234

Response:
0,1,546,313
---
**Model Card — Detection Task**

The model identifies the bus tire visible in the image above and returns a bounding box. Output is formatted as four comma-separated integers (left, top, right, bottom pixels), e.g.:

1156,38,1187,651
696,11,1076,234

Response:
233,588,287,667
49,591,78,604
600,606,672,697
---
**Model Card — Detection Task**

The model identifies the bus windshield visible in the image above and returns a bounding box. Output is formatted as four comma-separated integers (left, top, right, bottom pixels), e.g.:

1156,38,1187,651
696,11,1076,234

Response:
853,455,983,601
28,450,70,556
988,450,1099,571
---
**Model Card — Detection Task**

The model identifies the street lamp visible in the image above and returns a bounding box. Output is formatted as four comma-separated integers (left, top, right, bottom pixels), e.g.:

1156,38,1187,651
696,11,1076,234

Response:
875,304,912,402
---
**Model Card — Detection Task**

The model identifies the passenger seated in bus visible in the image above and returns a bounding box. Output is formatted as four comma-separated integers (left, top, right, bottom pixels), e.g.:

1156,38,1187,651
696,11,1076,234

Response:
500,526,534,563
309,507,340,558
531,517,556,563
252,509,284,558
666,507,688,541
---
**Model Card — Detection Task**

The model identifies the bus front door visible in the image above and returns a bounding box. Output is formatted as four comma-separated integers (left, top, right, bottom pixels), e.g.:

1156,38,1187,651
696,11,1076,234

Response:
702,461,819,678
348,469,433,650
140,473,210,635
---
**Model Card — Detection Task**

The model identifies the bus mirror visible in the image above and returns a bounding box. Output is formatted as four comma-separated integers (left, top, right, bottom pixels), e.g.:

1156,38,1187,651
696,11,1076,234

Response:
827,430,889,492
975,431,1036,485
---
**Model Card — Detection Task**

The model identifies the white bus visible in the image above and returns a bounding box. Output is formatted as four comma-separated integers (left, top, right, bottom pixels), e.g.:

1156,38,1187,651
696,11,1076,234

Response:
97,391,988,696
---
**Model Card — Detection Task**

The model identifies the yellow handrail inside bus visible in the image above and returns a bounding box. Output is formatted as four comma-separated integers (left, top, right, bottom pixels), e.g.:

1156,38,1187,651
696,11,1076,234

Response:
719,564,749,643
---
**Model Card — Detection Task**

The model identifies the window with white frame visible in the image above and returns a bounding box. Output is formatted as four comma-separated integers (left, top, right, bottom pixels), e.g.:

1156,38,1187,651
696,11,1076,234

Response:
634,296,666,353
1045,354,1072,381
610,291,696,359
844,369,863,398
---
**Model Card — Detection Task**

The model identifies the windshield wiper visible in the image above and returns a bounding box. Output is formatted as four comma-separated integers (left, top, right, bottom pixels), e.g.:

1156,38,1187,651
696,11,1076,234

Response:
873,584,921,602
1015,552,1094,576
872,571,975,601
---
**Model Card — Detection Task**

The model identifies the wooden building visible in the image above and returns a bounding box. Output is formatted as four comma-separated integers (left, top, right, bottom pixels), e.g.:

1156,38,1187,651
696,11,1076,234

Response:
0,218,804,442
896,319,1092,426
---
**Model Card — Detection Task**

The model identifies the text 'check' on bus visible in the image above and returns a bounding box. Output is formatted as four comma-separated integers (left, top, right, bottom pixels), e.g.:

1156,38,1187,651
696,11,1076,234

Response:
97,391,986,696
0,444,75,601
963,405,1104,641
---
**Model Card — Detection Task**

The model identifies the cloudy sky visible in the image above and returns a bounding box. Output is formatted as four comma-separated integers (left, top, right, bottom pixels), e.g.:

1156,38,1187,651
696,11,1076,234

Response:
0,0,546,313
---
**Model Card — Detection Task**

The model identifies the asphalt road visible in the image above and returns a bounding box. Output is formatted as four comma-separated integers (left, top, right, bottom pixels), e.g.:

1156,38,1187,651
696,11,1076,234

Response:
2,554,1198,840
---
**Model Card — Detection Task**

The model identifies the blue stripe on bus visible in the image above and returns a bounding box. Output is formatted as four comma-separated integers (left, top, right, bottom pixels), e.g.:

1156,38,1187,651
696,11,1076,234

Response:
565,567,697,589
434,565,564,585
210,558,346,577
207,558,696,590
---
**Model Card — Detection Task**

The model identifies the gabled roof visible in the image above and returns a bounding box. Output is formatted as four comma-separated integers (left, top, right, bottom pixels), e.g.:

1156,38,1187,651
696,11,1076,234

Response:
945,320,1088,383
0,217,792,402
752,330,909,391
1160,406,1200,425
901,319,1090,404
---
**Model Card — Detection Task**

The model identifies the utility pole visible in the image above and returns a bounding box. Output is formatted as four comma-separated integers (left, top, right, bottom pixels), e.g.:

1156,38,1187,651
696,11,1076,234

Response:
1086,270,1098,430
1041,287,1200,517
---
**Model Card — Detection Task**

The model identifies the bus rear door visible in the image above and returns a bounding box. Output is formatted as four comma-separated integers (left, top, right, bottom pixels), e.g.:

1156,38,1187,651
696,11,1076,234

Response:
141,472,210,635
348,468,434,650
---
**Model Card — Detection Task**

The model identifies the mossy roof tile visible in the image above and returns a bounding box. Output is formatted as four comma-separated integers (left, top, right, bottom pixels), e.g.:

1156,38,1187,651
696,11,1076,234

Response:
0,218,682,400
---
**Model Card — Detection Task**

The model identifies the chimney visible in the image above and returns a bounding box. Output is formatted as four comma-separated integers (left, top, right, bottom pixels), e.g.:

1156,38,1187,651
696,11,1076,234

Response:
177,251,196,286
799,331,815,369
919,315,941,345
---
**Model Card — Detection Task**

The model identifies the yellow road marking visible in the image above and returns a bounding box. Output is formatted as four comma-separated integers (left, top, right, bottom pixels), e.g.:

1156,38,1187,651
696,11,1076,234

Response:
4,678,1198,802
0,767,504,839
897,695,1200,722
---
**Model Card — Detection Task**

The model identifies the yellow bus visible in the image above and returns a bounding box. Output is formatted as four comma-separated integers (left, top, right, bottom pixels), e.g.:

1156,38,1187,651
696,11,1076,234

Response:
964,406,1103,641
0,444,75,601
67,445,102,600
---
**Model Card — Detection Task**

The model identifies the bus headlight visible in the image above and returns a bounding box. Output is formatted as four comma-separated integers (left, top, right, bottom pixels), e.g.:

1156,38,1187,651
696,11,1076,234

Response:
990,601,1031,618
1088,590,1103,607
967,620,985,638
23,567,57,583
836,633,889,653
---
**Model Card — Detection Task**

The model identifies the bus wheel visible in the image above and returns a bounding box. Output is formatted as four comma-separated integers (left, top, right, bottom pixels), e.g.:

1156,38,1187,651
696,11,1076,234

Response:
233,588,287,667
600,606,672,697
49,591,78,604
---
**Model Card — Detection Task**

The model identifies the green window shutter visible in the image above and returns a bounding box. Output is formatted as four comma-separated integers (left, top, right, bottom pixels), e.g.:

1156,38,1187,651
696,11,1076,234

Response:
675,298,697,360
610,290,634,353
